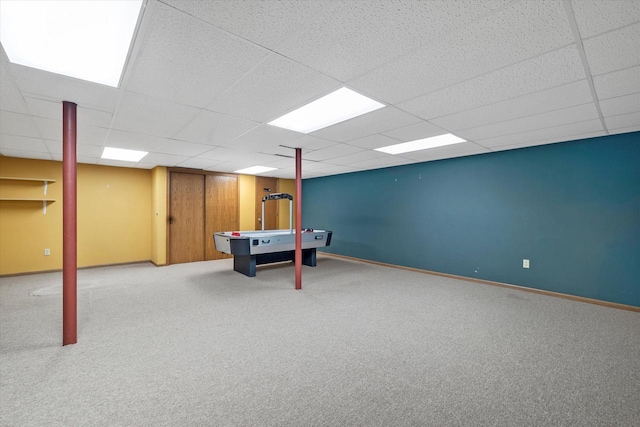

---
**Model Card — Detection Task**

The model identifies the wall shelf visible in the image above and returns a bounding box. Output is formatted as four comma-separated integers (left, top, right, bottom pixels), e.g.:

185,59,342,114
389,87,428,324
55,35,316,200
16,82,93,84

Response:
0,198,56,202
0,177,56,214
0,177,56,183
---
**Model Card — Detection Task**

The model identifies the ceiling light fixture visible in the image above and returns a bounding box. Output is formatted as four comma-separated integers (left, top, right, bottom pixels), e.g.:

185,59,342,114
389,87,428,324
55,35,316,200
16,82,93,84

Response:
234,166,278,175
101,147,148,162
375,134,466,155
0,0,143,87
268,87,385,134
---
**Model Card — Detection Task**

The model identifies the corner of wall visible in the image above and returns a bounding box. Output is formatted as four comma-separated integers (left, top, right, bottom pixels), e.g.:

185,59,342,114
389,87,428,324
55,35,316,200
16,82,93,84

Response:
151,166,168,266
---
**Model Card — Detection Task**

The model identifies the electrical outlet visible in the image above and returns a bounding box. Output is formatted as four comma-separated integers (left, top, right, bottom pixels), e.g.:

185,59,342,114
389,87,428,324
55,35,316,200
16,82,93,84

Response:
523,259,530,269
44,249,50,256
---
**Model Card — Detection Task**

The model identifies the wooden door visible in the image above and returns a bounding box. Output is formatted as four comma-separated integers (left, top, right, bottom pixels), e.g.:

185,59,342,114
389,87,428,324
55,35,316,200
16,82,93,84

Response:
169,172,205,264
255,176,278,230
206,174,238,260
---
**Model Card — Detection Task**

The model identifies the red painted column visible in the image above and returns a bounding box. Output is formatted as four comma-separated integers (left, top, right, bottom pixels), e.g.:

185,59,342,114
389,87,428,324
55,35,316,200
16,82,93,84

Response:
62,101,77,346
295,148,302,290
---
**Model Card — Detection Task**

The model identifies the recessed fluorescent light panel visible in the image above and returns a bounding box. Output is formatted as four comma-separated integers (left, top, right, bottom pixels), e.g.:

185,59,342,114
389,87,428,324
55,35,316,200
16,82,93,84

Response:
234,166,278,175
375,134,466,155
101,147,148,162
0,0,143,87
268,87,385,134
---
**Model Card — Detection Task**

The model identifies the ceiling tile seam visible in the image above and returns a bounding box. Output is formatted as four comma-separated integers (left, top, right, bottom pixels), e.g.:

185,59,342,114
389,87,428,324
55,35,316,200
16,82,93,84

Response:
476,116,605,147
0,63,54,156
155,0,291,56
391,41,577,109
444,99,597,134
598,90,640,103
426,78,591,126
487,130,606,151
115,0,150,90
101,0,156,151
339,0,520,84
591,63,640,79
400,76,589,125
562,0,608,135
200,52,276,117
471,114,605,143
579,20,640,42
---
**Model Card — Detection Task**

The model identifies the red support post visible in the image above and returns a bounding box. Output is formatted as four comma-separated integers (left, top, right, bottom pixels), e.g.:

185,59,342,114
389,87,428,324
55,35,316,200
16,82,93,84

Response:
295,148,302,290
62,101,77,346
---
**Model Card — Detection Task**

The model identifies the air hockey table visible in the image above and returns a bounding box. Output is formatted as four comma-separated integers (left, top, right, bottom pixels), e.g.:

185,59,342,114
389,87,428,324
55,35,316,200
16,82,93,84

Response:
213,193,332,277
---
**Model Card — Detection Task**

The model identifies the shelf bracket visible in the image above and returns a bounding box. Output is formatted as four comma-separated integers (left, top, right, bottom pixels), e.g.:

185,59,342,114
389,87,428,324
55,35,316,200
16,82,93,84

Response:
43,200,47,215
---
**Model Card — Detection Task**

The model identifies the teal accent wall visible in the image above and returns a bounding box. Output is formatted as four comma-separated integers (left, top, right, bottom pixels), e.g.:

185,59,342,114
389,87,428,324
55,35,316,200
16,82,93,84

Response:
303,132,640,307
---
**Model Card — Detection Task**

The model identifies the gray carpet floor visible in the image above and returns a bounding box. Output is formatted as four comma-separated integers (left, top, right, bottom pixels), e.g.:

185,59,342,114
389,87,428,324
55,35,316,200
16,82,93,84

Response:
1,255,639,426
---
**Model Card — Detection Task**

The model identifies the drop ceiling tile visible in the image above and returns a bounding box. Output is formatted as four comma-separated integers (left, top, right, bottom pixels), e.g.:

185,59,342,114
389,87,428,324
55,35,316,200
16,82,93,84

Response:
287,136,337,151
397,142,489,161
105,130,171,152
133,163,156,170
173,110,259,146
381,121,448,142
44,141,103,158
175,158,222,170
599,93,640,117
349,0,573,104
24,96,112,128
303,144,365,162
0,111,39,138
198,147,247,162
77,126,109,146
305,165,363,178
476,119,604,148
348,134,402,150
399,45,586,120
206,54,341,122
0,64,27,114
571,0,640,39
124,1,268,108
198,147,280,165
140,153,189,167
162,0,330,51
431,80,593,131
609,125,640,134
583,23,640,76
458,103,599,141
593,66,640,99
348,156,416,170
489,131,606,152
604,112,640,130
111,92,199,138
276,0,509,82
206,161,253,173
260,158,319,170
156,140,212,157
97,159,139,168
224,124,305,152
0,134,48,152
0,149,52,160
32,117,60,141
311,107,421,143
77,156,99,165
9,64,120,111
324,149,389,166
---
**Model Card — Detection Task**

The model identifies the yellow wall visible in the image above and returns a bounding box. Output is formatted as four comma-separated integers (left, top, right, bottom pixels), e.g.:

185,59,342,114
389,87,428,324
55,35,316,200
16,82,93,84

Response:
0,156,152,275
77,164,151,267
0,157,296,275
151,167,167,265
0,157,63,274
238,174,255,231
278,179,296,229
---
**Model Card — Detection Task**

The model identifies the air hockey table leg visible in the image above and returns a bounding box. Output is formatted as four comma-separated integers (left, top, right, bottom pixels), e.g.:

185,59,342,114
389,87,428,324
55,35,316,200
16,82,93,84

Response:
301,248,317,267
233,254,256,277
